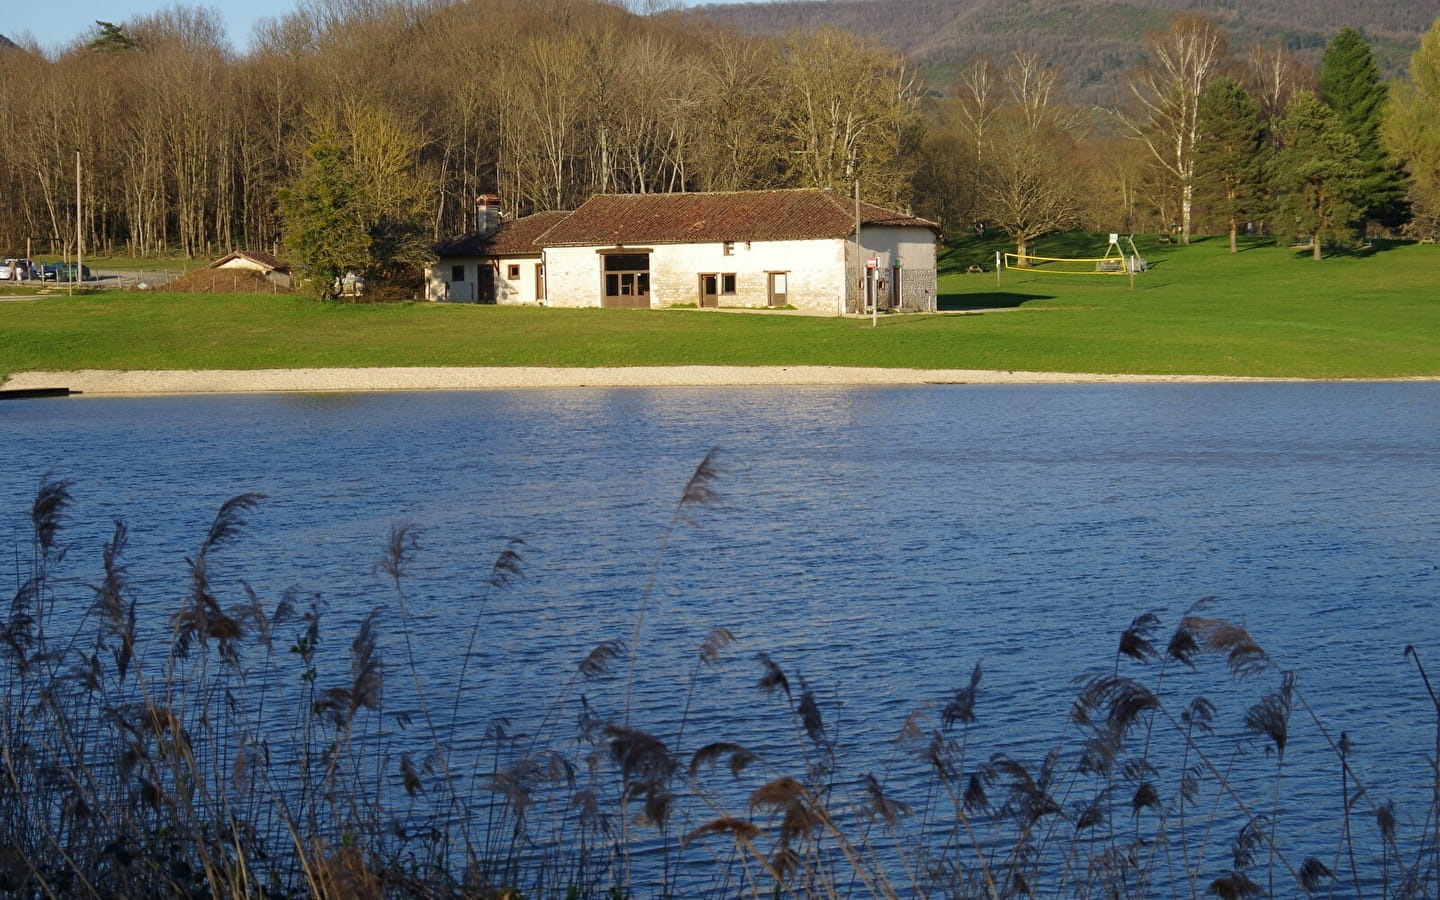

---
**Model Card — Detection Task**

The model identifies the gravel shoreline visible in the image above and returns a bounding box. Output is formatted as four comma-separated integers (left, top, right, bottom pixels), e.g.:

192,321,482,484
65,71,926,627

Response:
0,366,1338,395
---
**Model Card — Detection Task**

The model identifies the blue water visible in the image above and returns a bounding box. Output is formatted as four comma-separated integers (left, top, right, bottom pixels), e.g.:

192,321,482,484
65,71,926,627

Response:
2,382,1437,895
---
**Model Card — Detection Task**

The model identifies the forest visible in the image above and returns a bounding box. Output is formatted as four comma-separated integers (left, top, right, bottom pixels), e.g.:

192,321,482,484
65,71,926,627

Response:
0,0,1436,292
705,0,1434,105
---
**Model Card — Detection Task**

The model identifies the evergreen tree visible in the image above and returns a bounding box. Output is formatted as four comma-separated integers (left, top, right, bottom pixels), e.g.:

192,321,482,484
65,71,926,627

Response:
1273,92,1367,260
1195,77,1268,253
277,134,371,301
87,20,140,52
1319,27,1409,233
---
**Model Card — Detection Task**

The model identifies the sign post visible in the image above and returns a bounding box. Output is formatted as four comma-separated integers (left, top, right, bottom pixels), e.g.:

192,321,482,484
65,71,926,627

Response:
868,255,879,327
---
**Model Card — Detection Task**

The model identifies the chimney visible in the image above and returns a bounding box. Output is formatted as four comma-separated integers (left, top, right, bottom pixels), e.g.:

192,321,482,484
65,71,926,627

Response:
476,193,504,232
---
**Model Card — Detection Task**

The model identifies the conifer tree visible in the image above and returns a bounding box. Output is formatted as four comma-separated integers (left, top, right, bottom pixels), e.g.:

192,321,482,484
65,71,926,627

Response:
1319,27,1409,234
1273,92,1366,260
1195,77,1268,253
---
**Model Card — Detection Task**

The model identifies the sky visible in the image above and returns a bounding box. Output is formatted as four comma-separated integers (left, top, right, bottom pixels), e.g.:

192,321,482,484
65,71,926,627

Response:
4,0,746,55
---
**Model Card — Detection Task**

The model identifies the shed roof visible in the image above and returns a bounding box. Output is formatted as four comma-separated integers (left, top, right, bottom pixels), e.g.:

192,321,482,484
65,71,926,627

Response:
204,250,290,272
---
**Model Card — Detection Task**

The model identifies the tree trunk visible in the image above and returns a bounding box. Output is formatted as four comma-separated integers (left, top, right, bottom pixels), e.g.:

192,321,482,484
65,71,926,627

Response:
1313,235,1323,261
1180,179,1193,245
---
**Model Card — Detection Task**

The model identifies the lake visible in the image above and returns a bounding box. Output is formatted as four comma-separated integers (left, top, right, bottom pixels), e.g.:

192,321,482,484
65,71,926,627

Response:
2,382,1436,896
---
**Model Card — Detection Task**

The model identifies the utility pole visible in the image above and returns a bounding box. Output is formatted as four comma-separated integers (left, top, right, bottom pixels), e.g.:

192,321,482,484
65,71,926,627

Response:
75,150,83,291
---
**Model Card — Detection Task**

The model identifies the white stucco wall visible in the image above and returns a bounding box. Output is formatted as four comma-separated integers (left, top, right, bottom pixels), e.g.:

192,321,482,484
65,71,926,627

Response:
543,246,606,308
426,256,542,304
857,226,938,273
426,258,477,302
543,238,850,312
428,227,935,314
495,257,543,305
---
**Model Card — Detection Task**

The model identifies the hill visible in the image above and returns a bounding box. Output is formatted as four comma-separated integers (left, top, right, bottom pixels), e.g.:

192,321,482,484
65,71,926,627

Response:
687,0,1434,105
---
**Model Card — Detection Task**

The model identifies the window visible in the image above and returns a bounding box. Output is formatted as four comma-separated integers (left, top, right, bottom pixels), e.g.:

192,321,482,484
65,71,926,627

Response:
507,264,521,280
450,265,465,282
700,273,737,307
722,241,735,256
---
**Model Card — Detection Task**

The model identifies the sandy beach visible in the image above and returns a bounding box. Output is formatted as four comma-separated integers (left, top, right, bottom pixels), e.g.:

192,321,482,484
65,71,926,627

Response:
0,365,1319,396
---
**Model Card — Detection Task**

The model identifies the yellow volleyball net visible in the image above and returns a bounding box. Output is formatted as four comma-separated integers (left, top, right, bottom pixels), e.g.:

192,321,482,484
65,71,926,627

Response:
1001,234,1147,276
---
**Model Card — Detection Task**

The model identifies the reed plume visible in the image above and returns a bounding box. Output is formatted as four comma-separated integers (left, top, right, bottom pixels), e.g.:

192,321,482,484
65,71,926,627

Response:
315,608,385,729
174,493,266,660
943,661,982,728
624,448,722,721
92,520,136,681
29,474,71,560
689,741,757,779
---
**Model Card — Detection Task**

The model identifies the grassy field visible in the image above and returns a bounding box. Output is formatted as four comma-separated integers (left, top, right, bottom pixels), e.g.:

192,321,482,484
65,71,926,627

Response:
2,234,1438,381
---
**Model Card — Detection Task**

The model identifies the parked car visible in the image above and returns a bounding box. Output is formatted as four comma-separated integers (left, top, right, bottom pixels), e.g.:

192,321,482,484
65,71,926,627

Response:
42,261,91,281
1,258,39,281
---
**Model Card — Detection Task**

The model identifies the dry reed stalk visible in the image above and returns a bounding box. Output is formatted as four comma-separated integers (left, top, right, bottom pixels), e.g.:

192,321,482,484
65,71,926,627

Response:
623,448,722,723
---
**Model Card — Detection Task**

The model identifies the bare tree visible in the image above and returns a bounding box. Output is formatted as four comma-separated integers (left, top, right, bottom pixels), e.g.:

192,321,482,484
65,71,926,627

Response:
775,27,922,204
977,52,1087,260
1125,13,1229,245
689,33,785,192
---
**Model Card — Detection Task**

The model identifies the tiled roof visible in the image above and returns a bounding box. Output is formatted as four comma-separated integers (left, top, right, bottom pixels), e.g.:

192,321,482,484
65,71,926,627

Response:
540,189,937,246
433,211,570,258
432,191,937,257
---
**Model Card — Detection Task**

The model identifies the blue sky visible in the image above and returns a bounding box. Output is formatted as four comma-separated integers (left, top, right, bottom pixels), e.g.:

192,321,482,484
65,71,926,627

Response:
5,0,747,54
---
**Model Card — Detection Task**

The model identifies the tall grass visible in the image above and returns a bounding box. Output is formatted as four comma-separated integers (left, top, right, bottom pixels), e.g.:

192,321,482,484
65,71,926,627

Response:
3,460,1436,898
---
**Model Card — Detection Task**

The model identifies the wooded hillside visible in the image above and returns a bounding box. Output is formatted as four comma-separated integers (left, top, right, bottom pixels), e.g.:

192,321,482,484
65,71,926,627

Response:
691,0,1430,105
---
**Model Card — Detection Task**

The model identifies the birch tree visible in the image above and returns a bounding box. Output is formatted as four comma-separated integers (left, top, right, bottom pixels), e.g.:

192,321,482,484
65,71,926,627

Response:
1244,42,1310,125
505,33,589,211
1127,14,1228,245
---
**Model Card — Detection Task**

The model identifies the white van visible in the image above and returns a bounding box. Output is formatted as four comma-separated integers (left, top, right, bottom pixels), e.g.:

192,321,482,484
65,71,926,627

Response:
0,258,38,281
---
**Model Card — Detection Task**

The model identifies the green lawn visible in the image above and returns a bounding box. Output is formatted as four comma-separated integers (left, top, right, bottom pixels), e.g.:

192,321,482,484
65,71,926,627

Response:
3,234,1438,381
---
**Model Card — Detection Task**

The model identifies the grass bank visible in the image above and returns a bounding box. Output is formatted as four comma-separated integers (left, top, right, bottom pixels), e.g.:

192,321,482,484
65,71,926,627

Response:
3,235,1437,382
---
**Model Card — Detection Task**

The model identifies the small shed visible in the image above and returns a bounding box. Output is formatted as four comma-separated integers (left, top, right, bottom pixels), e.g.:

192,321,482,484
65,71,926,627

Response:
205,250,293,289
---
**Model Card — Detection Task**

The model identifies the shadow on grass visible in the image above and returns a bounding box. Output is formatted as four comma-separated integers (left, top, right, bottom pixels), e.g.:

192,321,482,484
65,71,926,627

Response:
1327,238,1412,258
938,291,1054,311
